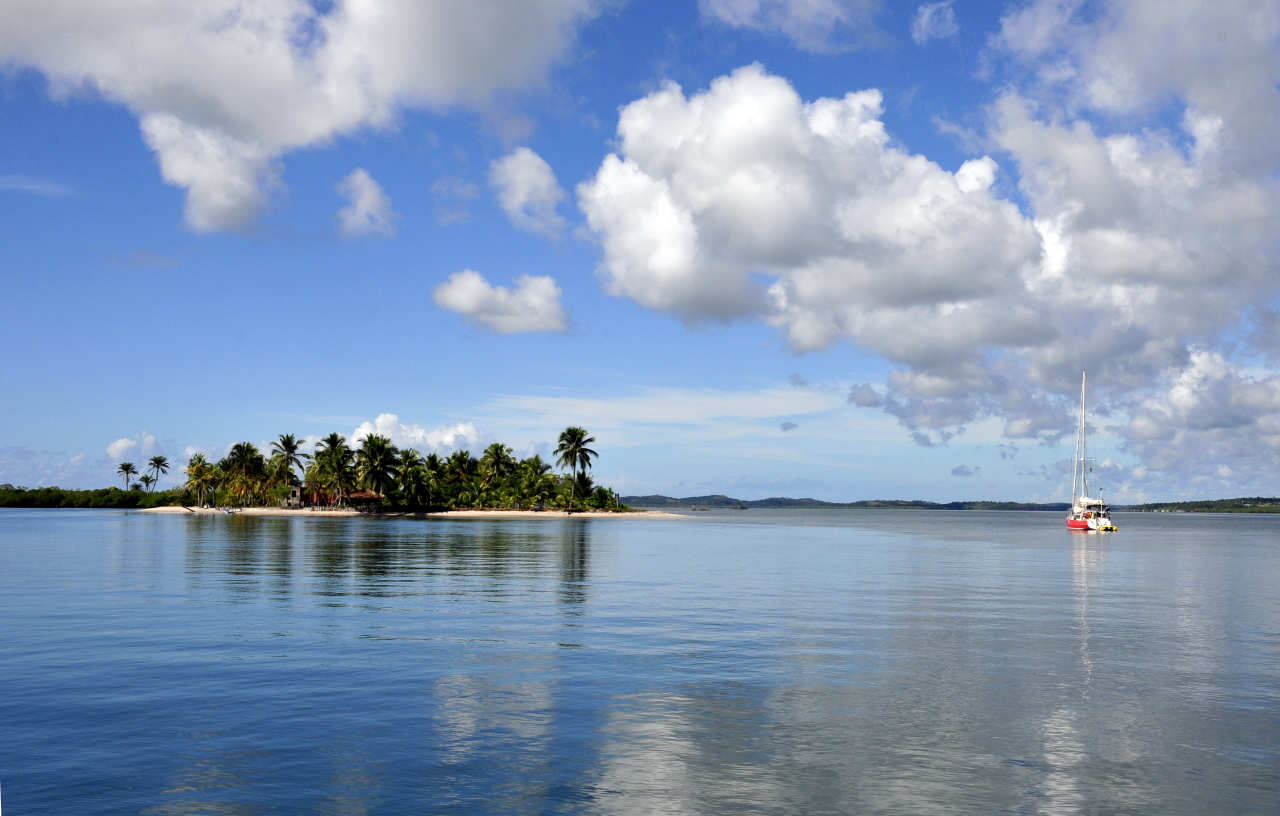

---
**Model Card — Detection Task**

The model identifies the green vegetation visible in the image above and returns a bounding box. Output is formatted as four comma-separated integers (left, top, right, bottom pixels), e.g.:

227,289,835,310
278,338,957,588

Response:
175,426,624,511
623,494,1071,511
0,485,185,509
1126,497,1280,513
2,427,626,512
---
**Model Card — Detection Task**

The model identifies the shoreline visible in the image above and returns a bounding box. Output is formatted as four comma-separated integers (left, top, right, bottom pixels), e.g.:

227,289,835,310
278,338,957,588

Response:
138,506,683,519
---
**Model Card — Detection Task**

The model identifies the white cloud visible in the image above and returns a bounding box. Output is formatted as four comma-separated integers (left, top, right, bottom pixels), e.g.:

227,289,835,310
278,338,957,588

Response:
0,175,71,196
336,168,396,237
578,64,1040,352
0,0,598,230
433,270,568,334
911,1,957,45
351,413,487,453
487,384,846,432
1122,352,1280,481
699,0,883,53
489,147,566,238
107,432,160,461
579,17,1280,488
0,448,90,488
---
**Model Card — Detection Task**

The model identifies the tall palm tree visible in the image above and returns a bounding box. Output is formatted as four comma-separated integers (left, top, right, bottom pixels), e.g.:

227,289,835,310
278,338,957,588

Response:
308,435,356,505
270,434,308,487
479,443,515,489
147,455,170,492
554,427,597,502
423,453,443,507
139,474,155,492
117,462,138,490
221,442,266,506
356,434,400,498
316,433,346,456
184,454,211,506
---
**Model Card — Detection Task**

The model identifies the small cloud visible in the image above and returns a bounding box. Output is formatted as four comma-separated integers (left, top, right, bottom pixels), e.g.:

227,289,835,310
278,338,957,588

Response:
700,0,886,54
489,147,566,239
183,443,230,462
433,269,568,334
431,177,479,225
911,0,958,45
847,384,883,407
337,168,397,237
910,427,959,447
789,373,808,387
780,421,799,432
107,432,160,461
950,464,978,477
0,175,72,196
352,413,489,454
109,249,179,269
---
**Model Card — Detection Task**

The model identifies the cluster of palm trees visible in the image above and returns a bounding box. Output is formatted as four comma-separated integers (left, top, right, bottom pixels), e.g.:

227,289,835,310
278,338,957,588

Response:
116,456,170,492
176,426,618,511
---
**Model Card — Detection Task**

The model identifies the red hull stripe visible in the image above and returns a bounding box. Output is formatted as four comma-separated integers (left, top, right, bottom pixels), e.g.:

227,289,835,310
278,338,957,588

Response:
1066,519,1091,530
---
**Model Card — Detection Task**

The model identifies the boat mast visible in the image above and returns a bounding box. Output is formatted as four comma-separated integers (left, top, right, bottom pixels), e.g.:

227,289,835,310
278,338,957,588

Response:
1072,372,1089,502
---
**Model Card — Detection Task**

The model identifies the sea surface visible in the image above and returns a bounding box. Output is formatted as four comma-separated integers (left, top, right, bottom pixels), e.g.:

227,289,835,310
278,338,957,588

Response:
1,508,1277,815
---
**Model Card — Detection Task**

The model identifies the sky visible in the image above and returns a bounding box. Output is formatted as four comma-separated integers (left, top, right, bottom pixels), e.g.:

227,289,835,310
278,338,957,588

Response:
1,0,1279,503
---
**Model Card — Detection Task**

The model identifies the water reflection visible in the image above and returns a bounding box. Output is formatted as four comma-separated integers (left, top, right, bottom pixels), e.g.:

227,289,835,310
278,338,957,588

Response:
558,523,590,610
1071,535,1106,696
181,517,598,600
7,511,1278,814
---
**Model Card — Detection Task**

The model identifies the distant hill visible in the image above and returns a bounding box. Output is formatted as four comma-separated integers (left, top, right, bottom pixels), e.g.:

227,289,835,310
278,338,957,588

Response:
621,494,1070,511
1126,497,1280,513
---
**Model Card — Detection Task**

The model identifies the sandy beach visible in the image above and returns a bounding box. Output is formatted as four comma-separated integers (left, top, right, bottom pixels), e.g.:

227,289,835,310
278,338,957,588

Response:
139,506,682,519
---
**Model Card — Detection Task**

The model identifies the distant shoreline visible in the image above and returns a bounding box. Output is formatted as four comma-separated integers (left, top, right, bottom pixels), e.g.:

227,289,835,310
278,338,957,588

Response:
623,494,1280,513
137,506,682,519
623,494,1073,511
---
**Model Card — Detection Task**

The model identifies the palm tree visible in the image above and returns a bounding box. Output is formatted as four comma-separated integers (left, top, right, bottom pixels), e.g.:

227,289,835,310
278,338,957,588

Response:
479,443,515,489
424,453,443,507
147,455,170,492
396,449,432,507
184,454,211,506
139,474,155,492
270,434,308,487
554,427,597,502
315,433,346,456
221,442,266,506
308,435,356,505
117,462,138,490
356,434,400,499
516,455,556,509
443,450,478,507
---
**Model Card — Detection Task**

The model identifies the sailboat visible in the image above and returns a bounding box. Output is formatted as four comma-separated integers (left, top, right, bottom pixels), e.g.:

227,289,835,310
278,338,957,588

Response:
1066,372,1117,532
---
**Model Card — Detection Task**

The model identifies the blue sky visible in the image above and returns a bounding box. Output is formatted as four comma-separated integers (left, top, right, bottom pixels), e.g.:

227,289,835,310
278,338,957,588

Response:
2,0,1279,502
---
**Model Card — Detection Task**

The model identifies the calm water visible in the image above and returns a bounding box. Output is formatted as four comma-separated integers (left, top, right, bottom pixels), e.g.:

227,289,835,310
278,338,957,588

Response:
1,509,1277,815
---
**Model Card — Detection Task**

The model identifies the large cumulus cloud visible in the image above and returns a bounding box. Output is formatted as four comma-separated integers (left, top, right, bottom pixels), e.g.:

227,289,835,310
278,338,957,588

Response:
0,0,597,230
580,5,1280,486
579,64,1043,353
578,64,1047,441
